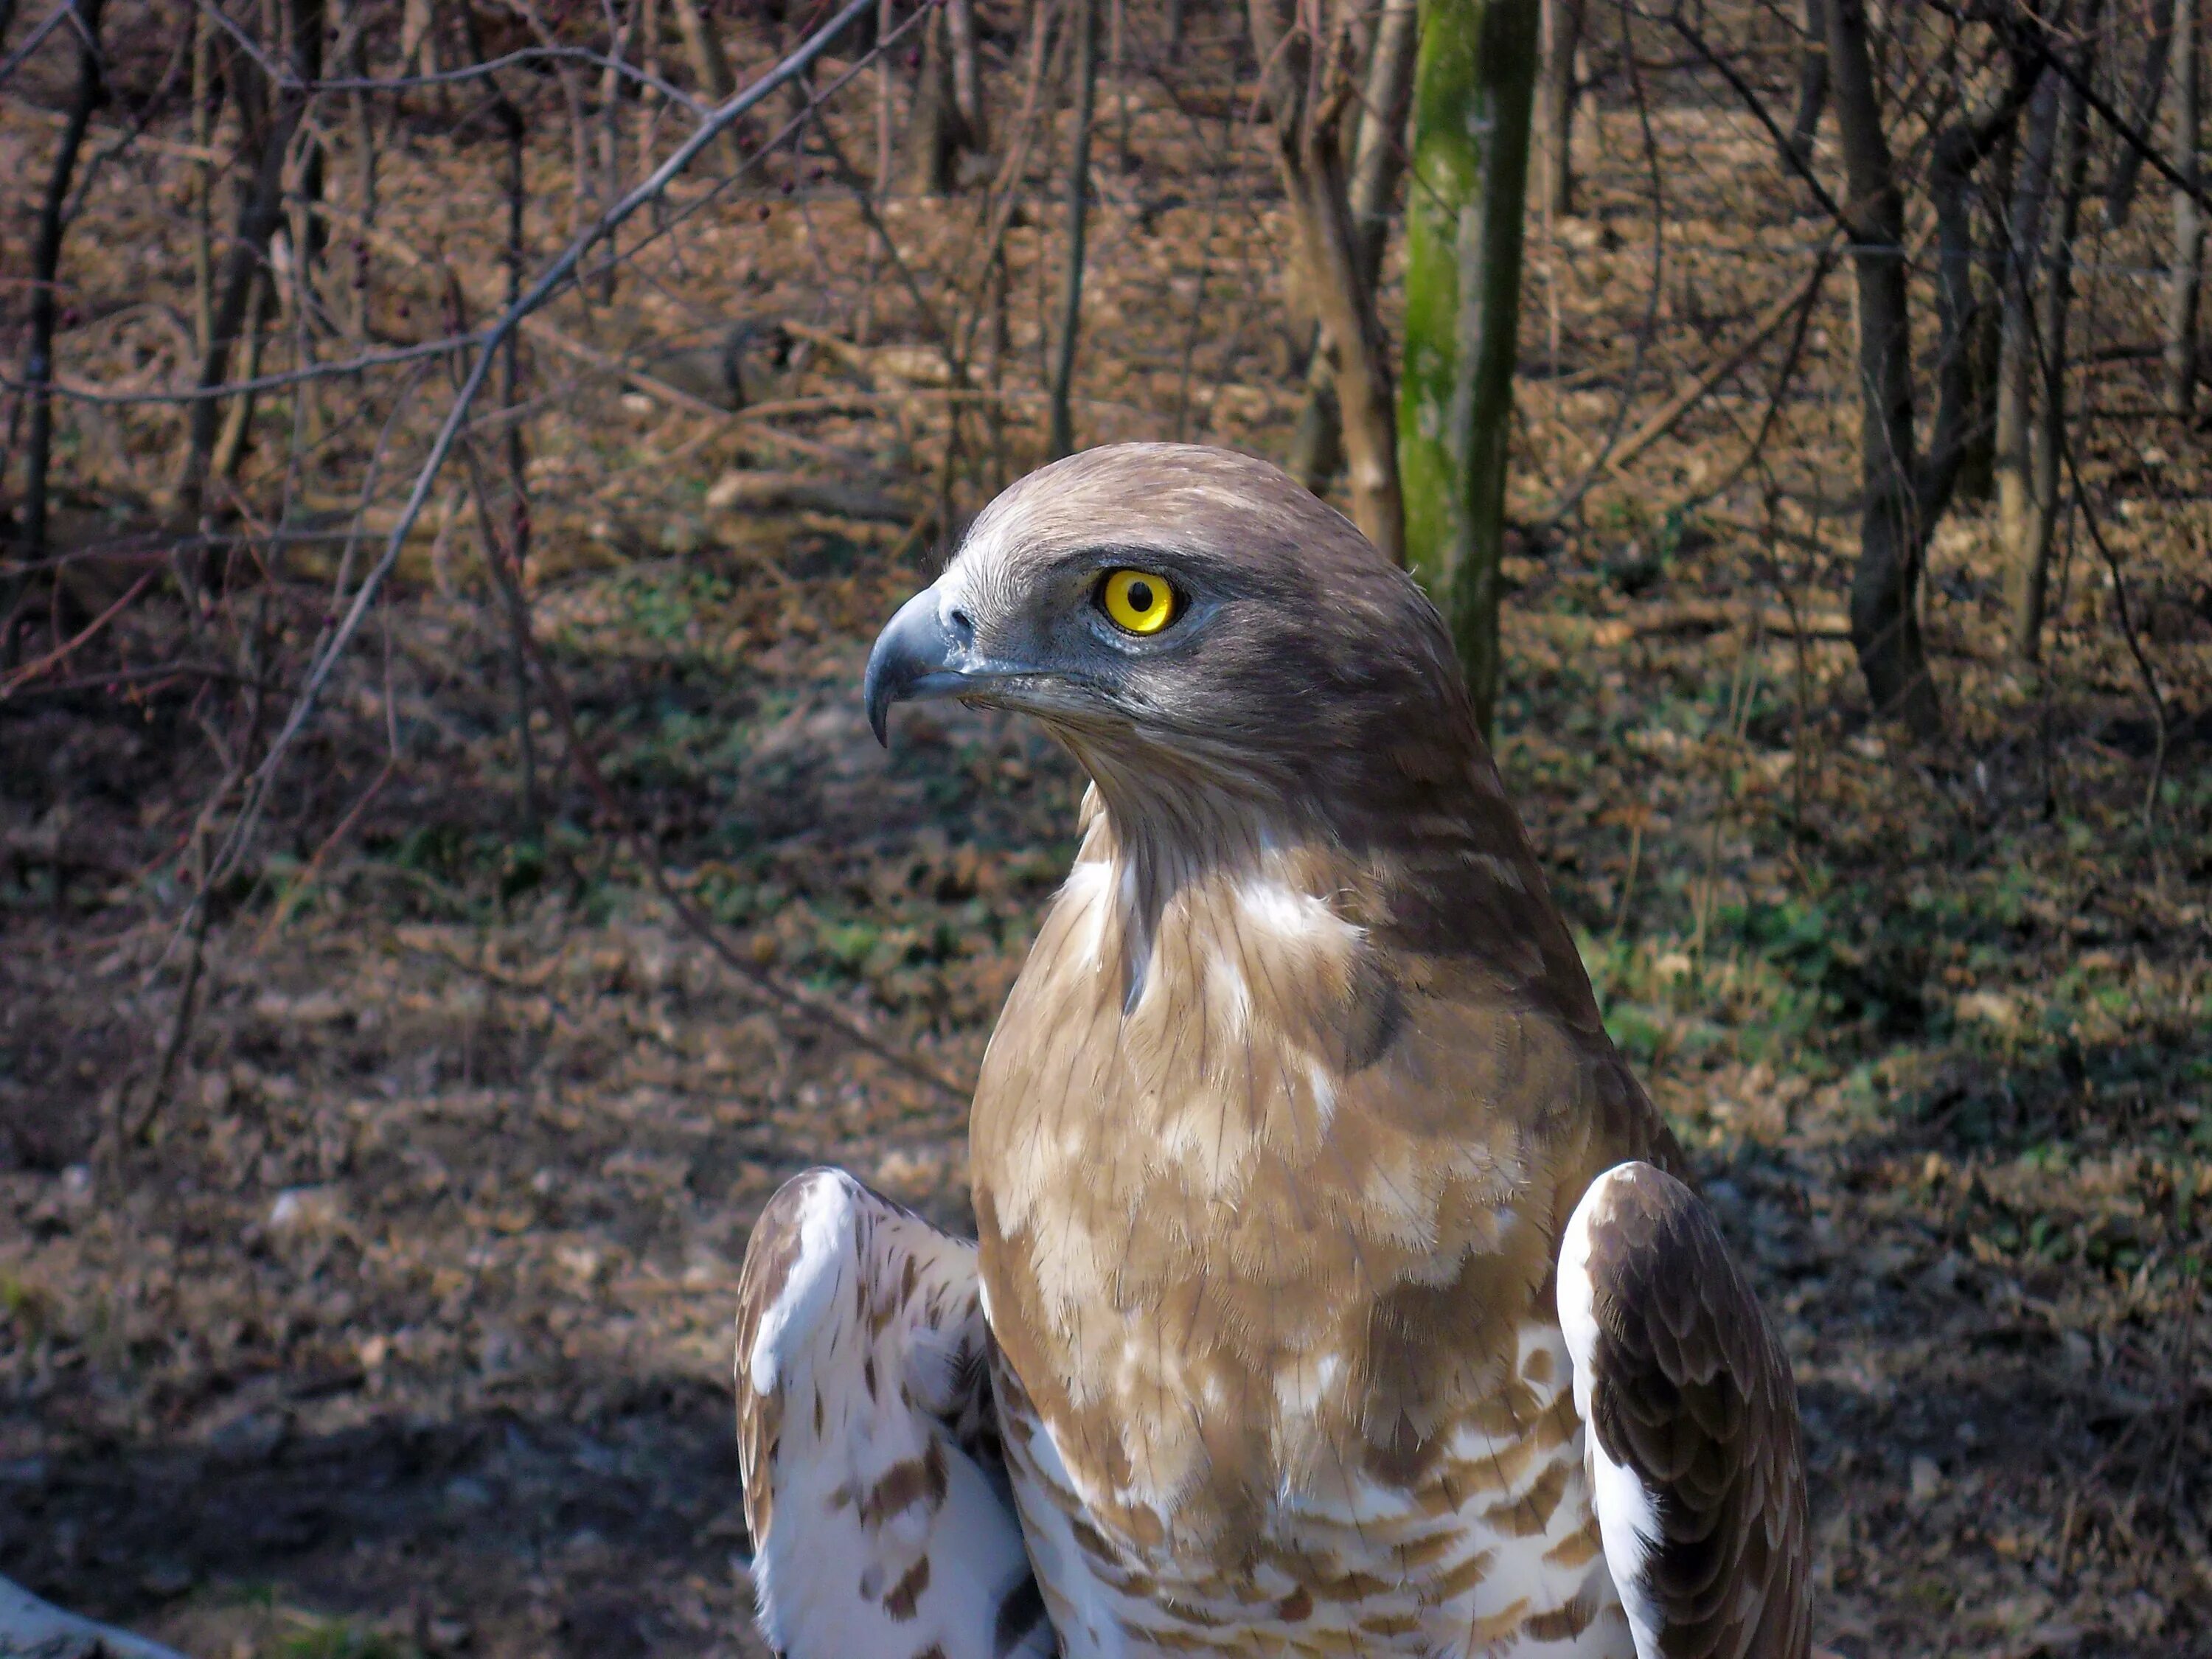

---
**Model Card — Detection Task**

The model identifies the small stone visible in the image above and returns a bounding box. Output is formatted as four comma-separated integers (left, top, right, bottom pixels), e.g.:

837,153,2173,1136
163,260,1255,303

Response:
268,1185,344,1238
444,1475,493,1512
1908,1455,1943,1504
139,1560,194,1599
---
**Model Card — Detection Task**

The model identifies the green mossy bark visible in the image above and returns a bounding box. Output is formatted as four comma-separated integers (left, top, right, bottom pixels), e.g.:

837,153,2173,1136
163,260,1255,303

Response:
1397,0,1539,738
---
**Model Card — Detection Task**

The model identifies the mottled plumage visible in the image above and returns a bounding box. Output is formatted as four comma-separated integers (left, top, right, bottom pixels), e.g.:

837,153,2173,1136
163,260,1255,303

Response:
735,445,1809,1659
734,1169,1054,1659
1561,1165,1810,1659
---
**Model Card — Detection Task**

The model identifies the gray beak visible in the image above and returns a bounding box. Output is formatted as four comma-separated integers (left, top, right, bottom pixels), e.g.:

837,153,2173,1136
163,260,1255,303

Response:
864,584,971,746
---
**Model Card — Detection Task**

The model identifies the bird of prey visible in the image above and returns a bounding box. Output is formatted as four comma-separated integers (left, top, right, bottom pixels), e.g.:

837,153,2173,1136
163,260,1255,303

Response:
734,445,1809,1659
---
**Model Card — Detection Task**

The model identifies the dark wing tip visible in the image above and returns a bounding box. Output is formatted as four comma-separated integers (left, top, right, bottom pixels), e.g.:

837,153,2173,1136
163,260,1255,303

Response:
1565,1161,1813,1659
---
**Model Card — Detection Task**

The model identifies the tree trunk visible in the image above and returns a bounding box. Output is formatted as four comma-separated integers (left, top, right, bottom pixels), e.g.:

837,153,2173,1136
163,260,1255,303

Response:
1996,70,2059,588
947,0,986,146
1826,0,1938,734
339,0,378,338
1110,0,1130,172
1249,0,1405,561
2011,23,2096,661
1349,2,1419,305
1788,0,1827,166
1924,42,2036,518
667,0,750,169
498,60,539,831
2168,0,2202,414
1534,0,1581,215
291,0,327,276
1287,0,1419,488
1048,0,1099,457
596,0,636,296
16,0,105,608
283,0,328,445
183,1,311,520
191,2,218,356
1955,124,2013,503
2106,0,2176,224
1397,0,1538,734
451,3,539,828
905,3,966,194
400,0,439,79
209,270,275,481
877,0,896,193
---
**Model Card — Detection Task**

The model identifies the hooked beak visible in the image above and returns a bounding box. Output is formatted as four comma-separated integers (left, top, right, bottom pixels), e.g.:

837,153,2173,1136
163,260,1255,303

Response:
863,583,982,746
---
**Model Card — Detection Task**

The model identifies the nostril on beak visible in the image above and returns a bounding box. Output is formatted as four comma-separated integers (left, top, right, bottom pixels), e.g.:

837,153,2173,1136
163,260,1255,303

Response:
946,607,975,647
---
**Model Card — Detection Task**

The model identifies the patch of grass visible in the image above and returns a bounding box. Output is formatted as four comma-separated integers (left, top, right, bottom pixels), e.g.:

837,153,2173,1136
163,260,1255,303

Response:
271,1615,416,1659
0,1273,52,1339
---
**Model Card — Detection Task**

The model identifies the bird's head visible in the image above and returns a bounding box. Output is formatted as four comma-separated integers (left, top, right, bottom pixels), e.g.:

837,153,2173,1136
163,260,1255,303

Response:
865,445,1483,844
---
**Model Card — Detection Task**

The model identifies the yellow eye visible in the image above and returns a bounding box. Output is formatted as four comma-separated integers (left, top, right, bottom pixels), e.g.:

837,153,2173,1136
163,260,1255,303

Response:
1099,568,1178,636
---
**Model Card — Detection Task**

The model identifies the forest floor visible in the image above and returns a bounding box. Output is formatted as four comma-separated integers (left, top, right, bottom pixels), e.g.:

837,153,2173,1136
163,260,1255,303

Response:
5,12,2212,1658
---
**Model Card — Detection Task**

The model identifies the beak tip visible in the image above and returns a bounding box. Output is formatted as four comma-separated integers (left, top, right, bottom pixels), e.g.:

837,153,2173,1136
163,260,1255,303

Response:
864,584,956,749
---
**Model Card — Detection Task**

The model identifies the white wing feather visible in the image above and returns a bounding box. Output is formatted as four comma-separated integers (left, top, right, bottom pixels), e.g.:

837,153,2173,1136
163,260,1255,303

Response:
1560,1165,1669,1659
735,1169,1054,1659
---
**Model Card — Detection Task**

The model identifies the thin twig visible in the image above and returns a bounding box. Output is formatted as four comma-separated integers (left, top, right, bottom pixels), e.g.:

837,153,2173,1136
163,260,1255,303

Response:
1665,10,1852,229
2,333,487,404
2027,21,2212,216
523,631,973,1105
196,0,888,897
0,568,155,697
1604,249,1837,475
1533,0,1669,530
2072,470,2171,831
0,0,75,89
253,757,398,945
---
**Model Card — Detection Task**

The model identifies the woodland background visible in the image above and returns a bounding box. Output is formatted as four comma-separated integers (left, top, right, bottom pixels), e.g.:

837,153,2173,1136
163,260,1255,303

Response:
1,0,2209,1652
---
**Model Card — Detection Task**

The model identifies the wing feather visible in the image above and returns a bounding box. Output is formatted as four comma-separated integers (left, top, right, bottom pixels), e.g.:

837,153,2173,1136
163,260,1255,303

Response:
1559,1163,1810,1659
734,1169,1054,1659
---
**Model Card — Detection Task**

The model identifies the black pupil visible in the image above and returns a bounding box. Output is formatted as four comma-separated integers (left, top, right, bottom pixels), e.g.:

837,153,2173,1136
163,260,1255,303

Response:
1126,580,1155,613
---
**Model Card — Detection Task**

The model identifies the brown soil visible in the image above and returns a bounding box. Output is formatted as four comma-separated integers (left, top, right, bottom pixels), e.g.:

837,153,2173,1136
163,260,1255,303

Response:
4,3,2210,1655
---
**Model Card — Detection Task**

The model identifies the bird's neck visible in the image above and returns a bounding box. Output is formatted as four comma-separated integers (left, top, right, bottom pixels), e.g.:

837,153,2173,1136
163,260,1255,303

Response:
1070,778,1352,1014
1050,735,1607,1077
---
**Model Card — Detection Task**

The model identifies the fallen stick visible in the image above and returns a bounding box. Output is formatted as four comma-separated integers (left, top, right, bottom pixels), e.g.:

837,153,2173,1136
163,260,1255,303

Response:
727,387,1026,419
196,0,904,898
703,468,916,521
1627,598,1851,640
518,627,973,1107
310,196,855,465
518,319,730,417
1604,259,1834,476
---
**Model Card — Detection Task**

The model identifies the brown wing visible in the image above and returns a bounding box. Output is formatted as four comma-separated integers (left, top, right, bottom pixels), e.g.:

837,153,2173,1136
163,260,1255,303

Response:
1559,1162,1811,1659
734,1168,1054,1659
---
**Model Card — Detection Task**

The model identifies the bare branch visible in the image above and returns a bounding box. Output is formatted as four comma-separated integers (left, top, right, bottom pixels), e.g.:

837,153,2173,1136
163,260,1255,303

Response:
198,0,892,894
0,0,83,90
3,333,486,403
